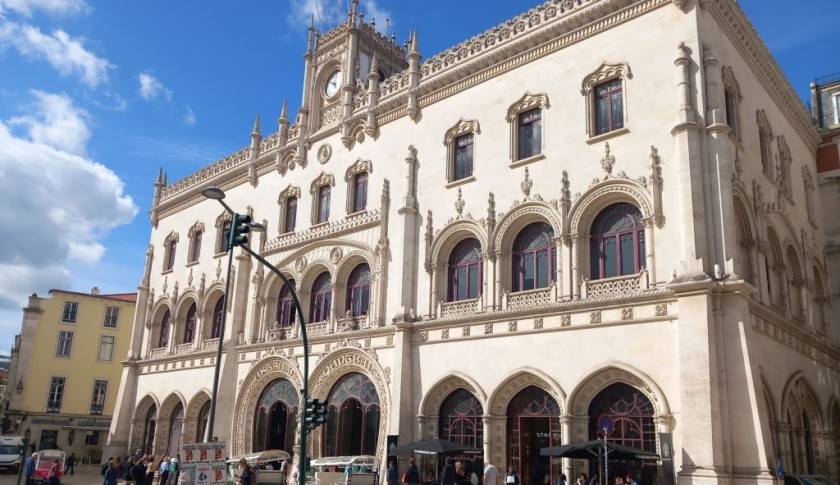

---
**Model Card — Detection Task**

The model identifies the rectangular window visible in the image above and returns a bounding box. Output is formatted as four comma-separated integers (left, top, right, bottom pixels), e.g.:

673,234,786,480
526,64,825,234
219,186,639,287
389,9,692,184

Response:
284,197,298,233
89,380,107,415
518,109,542,159
594,79,624,135
453,134,474,180
47,377,65,413
191,231,202,262
40,430,58,450
56,331,73,358
353,173,368,212
62,301,78,323
318,186,331,224
103,307,119,327
98,335,115,361
165,240,177,270
84,431,100,446
221,221,232,252
760,133,772,175
724,90,739,139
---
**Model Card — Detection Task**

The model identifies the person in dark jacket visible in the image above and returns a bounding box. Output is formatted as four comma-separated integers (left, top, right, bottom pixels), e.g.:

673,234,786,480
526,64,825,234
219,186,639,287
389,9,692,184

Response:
65,453,76,475
405,458,420,485
24,452,38,485
386,461,398,485
441,458,456,485
505,466,520,485
131,457,148,485
104,460,121,485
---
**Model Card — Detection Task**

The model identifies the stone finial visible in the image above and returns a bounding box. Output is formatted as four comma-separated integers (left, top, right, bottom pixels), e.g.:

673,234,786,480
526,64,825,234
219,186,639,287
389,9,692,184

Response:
369,51,379,79
521,167,533,198
278,100,288,124
455,188,465,217
409,30,420,57
251,114,261,138
601,142,615,176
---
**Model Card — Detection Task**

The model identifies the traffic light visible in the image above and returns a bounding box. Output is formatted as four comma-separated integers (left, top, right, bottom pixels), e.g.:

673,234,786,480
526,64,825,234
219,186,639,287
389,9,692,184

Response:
304,457,311,471
304,398,328,429
227,212,252,250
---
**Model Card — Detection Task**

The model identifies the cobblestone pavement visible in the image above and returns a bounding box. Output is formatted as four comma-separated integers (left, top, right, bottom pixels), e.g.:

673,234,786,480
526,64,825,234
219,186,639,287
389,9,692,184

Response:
0,465,105,485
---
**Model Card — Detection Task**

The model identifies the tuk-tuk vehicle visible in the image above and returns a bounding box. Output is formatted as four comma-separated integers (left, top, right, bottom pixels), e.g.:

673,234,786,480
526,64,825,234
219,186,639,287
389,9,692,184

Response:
308,456,380,485
33,450,65,484
227,450,291,485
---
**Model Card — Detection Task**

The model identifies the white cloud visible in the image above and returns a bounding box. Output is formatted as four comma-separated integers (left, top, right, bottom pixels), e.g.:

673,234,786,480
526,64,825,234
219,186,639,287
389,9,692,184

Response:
288,0,392,33
184,105,196,126
0,90,138,313
138,70,172,101
8,90,90,155
0,19,111,88
0,0,89,17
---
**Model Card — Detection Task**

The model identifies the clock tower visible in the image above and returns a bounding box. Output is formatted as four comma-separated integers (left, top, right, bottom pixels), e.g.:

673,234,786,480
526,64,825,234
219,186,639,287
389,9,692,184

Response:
299,0,407,140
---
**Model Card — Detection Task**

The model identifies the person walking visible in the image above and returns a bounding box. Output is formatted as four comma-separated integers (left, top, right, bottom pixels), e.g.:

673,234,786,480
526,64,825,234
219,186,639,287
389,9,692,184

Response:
104,460,121,485
405,458,420,485
483,460,499,485
131,456,148,485
590,474,599,485
442,458,456,485
454,462,465,485
167,455,180,485
505,466,519,485
24,452,38,485
624,474,637,485
576,473,588,485
386,461,398,485
158,457,170,485
48,458,61,485
238,458,253,485
65,453,77,475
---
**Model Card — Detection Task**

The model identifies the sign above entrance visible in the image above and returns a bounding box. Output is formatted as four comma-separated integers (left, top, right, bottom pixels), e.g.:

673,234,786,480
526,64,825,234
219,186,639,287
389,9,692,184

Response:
597,415,614,436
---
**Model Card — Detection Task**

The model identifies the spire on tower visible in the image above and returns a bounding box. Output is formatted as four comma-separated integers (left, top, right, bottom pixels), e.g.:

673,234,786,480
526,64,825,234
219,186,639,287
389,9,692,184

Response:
368,51,379,79
251,114,261,138
278,99,288,124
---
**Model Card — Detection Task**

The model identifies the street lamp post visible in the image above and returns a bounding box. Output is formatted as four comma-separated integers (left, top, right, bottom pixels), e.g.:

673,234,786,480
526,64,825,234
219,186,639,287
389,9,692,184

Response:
17,427,31,485
201,187,312,485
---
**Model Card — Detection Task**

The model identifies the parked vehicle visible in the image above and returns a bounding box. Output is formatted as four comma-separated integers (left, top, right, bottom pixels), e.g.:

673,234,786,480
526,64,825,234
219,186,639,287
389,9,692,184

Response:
33,450,65,484
226,450,291,485
308,455,380,485
0,436,24,473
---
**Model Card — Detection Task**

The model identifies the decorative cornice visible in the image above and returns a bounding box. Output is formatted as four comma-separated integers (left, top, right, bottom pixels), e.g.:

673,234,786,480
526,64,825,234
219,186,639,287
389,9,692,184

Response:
263,209,382,254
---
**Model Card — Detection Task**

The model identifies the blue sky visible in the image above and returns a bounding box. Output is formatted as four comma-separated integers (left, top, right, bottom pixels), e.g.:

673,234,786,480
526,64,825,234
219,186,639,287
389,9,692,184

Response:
0,0,838,354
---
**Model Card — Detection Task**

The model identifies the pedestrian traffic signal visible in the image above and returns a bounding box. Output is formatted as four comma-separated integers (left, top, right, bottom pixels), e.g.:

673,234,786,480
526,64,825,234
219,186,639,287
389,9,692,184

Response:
227,212,252,250
304,456,311,471
304,398,328,429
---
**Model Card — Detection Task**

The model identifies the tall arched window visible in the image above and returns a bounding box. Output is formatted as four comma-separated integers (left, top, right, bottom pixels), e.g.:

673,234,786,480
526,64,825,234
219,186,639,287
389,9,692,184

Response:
158,310,171,348
734,201,754,286
183,303,197,343
310,272,332,323
785,247,803,321
448,239,483,301
439,389,483,449
142,405,157,455
253,378,299,453
506,386,561,485
168,402,184,457
590,203,645,279
588,383,657,483
196,400,210,443
277,279,296,327
323,373,380,457
211,298,223,339
512,223,556,292
346,264,371,317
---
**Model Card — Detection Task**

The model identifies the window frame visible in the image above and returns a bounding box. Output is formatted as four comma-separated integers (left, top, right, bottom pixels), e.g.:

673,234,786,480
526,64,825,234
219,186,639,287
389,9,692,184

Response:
47,376,66,413
89,380,107,415
215,212,232,254
211,298,224,339
346,264,371,317
84,431,101,446
589,203,646,280
344,158,373,215
317,185,331,224
103,306,119,328
443,119,480,186
188,222,204,264
183,303,197,344
62,301,78,323
512,223,557,293
309,172,336,225
581,62,631,141
97,335,115,362
352,172,368,213
157,309,171,348
56,330,74,358
278,184,301,235
276,280,297,328
722,66,742,141
507,93,549,166
757,110,774,178
593,78,624,136
447,239,484,302
309,272,332,324
163,232,179,272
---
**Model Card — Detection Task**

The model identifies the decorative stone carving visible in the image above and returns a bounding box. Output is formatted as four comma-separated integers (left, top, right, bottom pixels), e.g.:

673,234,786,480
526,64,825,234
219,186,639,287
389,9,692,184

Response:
330,247,343,264
601,142,615,177
590,310,601,324
344,158,373,181
309,171,336,194
462,326,471,337
484,323,493,335
420,331,429,342
443,118,480,146
294,256,307,272
621,307,633,320
580,62,632,95
508,321,518,332
454,188,465,217
317,143,332,164
655,303,668,316
561,315,571,327
441,328,449,339
506,92,550,122
520,167,533,199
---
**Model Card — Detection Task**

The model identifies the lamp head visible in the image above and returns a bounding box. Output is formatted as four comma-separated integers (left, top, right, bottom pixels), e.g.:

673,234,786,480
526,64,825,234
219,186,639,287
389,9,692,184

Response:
201,186,226,200
249,222,267,233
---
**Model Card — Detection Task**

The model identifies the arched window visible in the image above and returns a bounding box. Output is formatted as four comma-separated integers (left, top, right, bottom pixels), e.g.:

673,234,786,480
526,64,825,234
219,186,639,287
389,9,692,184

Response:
346,264,371,317
183,303,197,344
439,389,483,449
588,383,657,483
253,378,299,453
448,239,483,301
512,223,556,292
142,405,157,455
323,373,380,457
506,386,561,485
196,400,210,442
734,202,754,286
590,203,645,279
310,272,332,323
803,411,815,474
785,247,803,321
158,310,171,348
211,298,223,339
277,279,296,328
168,402,184,457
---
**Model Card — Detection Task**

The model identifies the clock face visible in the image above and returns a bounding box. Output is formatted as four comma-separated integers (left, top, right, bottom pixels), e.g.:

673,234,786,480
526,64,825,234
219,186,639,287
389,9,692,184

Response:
325,70,342,97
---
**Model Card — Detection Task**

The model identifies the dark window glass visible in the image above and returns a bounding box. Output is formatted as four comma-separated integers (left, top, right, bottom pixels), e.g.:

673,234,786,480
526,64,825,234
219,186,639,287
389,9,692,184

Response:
191,231,202,262
253,378,299,452
323,373,380,457
448,239,483,301
212,298,223,339
62,302,78,323
506,386,562,485
166,240,177,270
760,132,772,174
512,223,556,292
196,400,210,443
220,220,232,252
518,109,542,159
90,380,107,415
47,377,66,413
310,272,332,323
353,173,368,212
589,203,644,280
284,197,298,233
158,310,171,348
346,264,371,317
594,79,623,135
277,279,296,327
318,186,331,223
184,303,197,343
103,306,119,327
439,389,484,450
724,90,738,138
453,134,474,181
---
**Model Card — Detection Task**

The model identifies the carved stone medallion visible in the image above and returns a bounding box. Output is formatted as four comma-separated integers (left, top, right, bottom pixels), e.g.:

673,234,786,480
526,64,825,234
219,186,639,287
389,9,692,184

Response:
317,143,332,164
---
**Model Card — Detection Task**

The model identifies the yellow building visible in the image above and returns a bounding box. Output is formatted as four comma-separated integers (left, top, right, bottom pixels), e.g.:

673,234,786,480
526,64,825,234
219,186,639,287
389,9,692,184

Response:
6,288,135,462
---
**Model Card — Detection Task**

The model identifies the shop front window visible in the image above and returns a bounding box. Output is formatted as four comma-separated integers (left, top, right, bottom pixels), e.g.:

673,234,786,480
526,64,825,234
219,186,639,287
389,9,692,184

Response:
253,378,299,453
323,373,380,457
507,386,561,485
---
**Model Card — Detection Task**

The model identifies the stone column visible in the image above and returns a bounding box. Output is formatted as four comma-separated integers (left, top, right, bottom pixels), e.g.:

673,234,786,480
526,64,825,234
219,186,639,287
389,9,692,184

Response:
482,415,493,463
560,415,573,481
644,219,656,285
571,236,581,299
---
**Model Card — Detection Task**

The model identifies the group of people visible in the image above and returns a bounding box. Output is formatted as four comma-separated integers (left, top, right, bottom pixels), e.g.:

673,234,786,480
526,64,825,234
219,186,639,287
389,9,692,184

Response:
98,452,181,485
23,452,62,485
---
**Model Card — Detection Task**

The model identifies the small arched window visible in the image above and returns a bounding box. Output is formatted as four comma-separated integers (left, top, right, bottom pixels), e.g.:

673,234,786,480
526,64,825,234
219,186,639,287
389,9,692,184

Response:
448,239,483,301
310,272,332,323
183,303,197,344
346,264,371,317
211,298,223,339
512,223,556,292
590,203,645,279
158,310,171,348
277,279,296,328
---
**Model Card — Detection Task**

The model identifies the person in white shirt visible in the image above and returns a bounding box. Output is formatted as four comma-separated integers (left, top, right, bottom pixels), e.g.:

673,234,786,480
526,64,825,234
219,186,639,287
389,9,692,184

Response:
484,460,499,485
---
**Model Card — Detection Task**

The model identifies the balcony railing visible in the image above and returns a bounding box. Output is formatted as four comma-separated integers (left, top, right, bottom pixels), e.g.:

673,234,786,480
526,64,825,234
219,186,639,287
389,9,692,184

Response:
502,284,557,310
438,296,483,318
581,269,649,298
46,403,62,413
202,338,219,351
89,404,104,416
149,347,167,359
176,343,193,355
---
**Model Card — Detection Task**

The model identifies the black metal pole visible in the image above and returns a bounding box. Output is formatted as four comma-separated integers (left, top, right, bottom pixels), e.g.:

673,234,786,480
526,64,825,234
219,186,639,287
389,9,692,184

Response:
16,435,29,485
205,234,235,443
237,244,309,485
